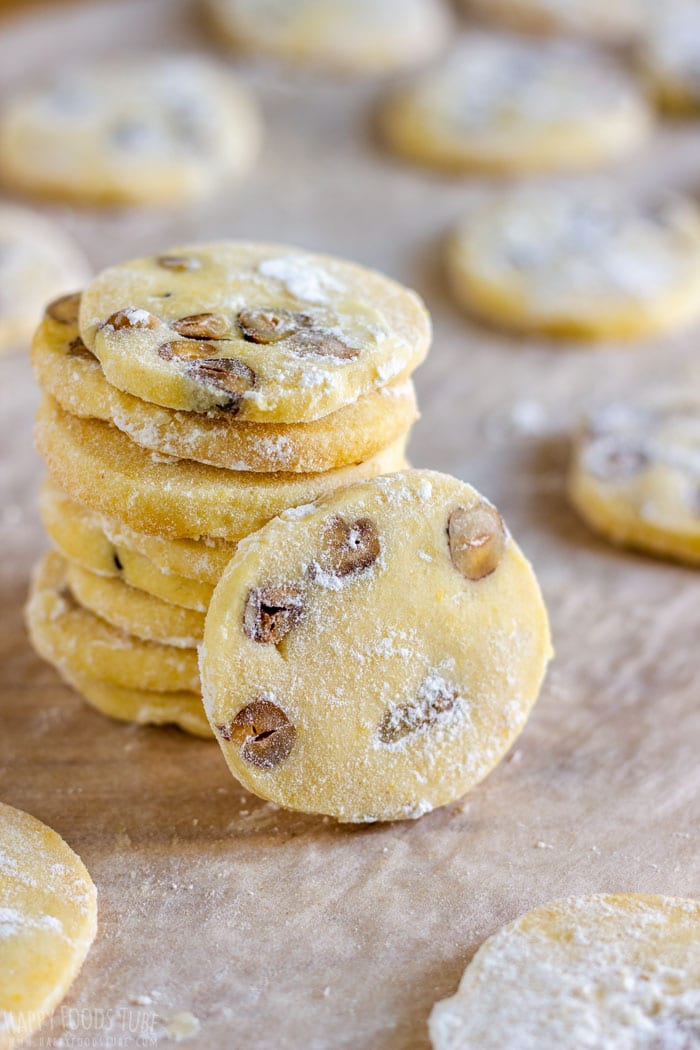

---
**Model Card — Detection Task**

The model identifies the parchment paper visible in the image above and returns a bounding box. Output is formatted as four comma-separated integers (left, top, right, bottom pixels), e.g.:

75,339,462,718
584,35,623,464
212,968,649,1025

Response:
0,2,698,1048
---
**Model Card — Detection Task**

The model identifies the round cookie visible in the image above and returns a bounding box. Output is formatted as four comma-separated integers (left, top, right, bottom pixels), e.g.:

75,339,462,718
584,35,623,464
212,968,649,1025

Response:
65,562,205,648
568,399,700,566
0,205,88,357
429,894,700,1050
32,305,419,472
35,395,409,541
0,55,260,207
0,802,97,1050
640,0,700,114
201,469,552,822
39,480,213,612
447,188,700,340
203,0,451,76
464,0,644,43
26,551,200,694
380,33,652,174
77,242,431,419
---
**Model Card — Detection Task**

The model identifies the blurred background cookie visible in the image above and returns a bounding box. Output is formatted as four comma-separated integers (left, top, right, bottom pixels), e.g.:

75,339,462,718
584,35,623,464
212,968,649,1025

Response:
640,0,700,114
464,0,645,44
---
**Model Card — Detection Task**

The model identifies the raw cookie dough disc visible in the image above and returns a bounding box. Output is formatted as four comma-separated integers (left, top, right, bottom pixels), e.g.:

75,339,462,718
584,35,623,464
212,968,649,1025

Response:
35,395,409,541
201,469,552,822
203,0,452,76
26,552,200,693
78,242,431,419
568,399,700,566
39,480,213,612
32,306,419,472
65,562,205,648
0,55,260,206
0,803,97,1050
640,0,700,114
380,33,651,174
447,188,700,340
464,0,644,43
0,205,88,356
429,894,700,1050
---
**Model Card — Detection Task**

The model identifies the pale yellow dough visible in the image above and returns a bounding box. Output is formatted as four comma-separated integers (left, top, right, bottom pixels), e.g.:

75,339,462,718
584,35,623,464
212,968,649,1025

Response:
39,480,213,611
201,469,552,822
0,205,88,356
568,399,700,566
465,0,645,43
447,187,700,341
32,308,418,472
26,551,200,694
429,894,700,1050
640,0,700,113
36,395,408,541
78,242,430,419
381,33,651,174
0,802,97,1050
0,56,260,206
204,0,452,76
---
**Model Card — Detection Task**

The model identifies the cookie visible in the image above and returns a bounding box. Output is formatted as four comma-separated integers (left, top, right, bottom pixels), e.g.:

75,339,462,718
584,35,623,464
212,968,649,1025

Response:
568,399,700,566
0,204,88,356
65,562,205,648
201,469,552,822
381,33,651,174
32,305,418,472
0,55,260,206
447,188,700,340
40,480,214,612
0,802,97,1050
464,0,644,43
77,242,430,419
203,0,451,76
429,894,700,1050
640,0,700,114
26,551,200,693
35,395,408,541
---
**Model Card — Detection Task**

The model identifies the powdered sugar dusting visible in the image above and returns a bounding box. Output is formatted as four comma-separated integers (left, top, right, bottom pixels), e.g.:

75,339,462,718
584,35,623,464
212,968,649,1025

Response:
258,256,345,304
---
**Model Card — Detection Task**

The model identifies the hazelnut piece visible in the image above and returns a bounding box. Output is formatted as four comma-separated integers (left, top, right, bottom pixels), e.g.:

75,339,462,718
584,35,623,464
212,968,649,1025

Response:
171,312,229,340
219,699,296,769
104,308,159,331
448,501,506,581
156,254,201,272
379,677,457,744
238,307,301,344
243,582,305,644
319,516,380,577
46,291,81,325
158,342,256,411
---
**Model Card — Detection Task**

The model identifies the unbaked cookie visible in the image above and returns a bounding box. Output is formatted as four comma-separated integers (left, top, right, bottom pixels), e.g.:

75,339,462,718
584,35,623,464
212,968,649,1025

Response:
0,802,97,1050
27,551,200,694
39,480,213,612
381,33,651,174
465,0,644,43
203,0,451,76
0,56,260,206
0,205,88,356
32,303,418,472
35,395,408,541
447,188,700,340
201,469,552,822
640,0,700,114
429,894,700,1050
568,399,700,565
78,242,430,419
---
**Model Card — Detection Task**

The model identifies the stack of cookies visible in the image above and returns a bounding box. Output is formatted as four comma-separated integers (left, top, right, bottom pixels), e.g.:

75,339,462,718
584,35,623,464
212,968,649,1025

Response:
26,242,430,737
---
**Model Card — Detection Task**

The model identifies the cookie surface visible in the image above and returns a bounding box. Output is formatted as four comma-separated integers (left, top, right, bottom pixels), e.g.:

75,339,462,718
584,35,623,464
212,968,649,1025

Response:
32,306,418,472
429,894,700,1050
641,0,700,113
381,33,651,174
447,188,700,340
27,551,200,693
201,469,552,822
0,205,88,356
568,399,700,565
36,395,408,540
0,55,260,206
78,242,430,419
0,802,97,1050
465,0,644,42
204,0,451,75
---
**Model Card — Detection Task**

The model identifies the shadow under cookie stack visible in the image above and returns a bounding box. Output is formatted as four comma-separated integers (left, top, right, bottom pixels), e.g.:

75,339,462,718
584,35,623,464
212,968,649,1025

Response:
26,242,429,738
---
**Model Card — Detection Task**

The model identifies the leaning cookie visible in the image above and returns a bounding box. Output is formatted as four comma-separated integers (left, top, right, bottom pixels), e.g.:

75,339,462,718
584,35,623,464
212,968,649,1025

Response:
201,469,552,822
0,55,260,206
381,33,651,174
447,187,700,340
568,398,700,566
